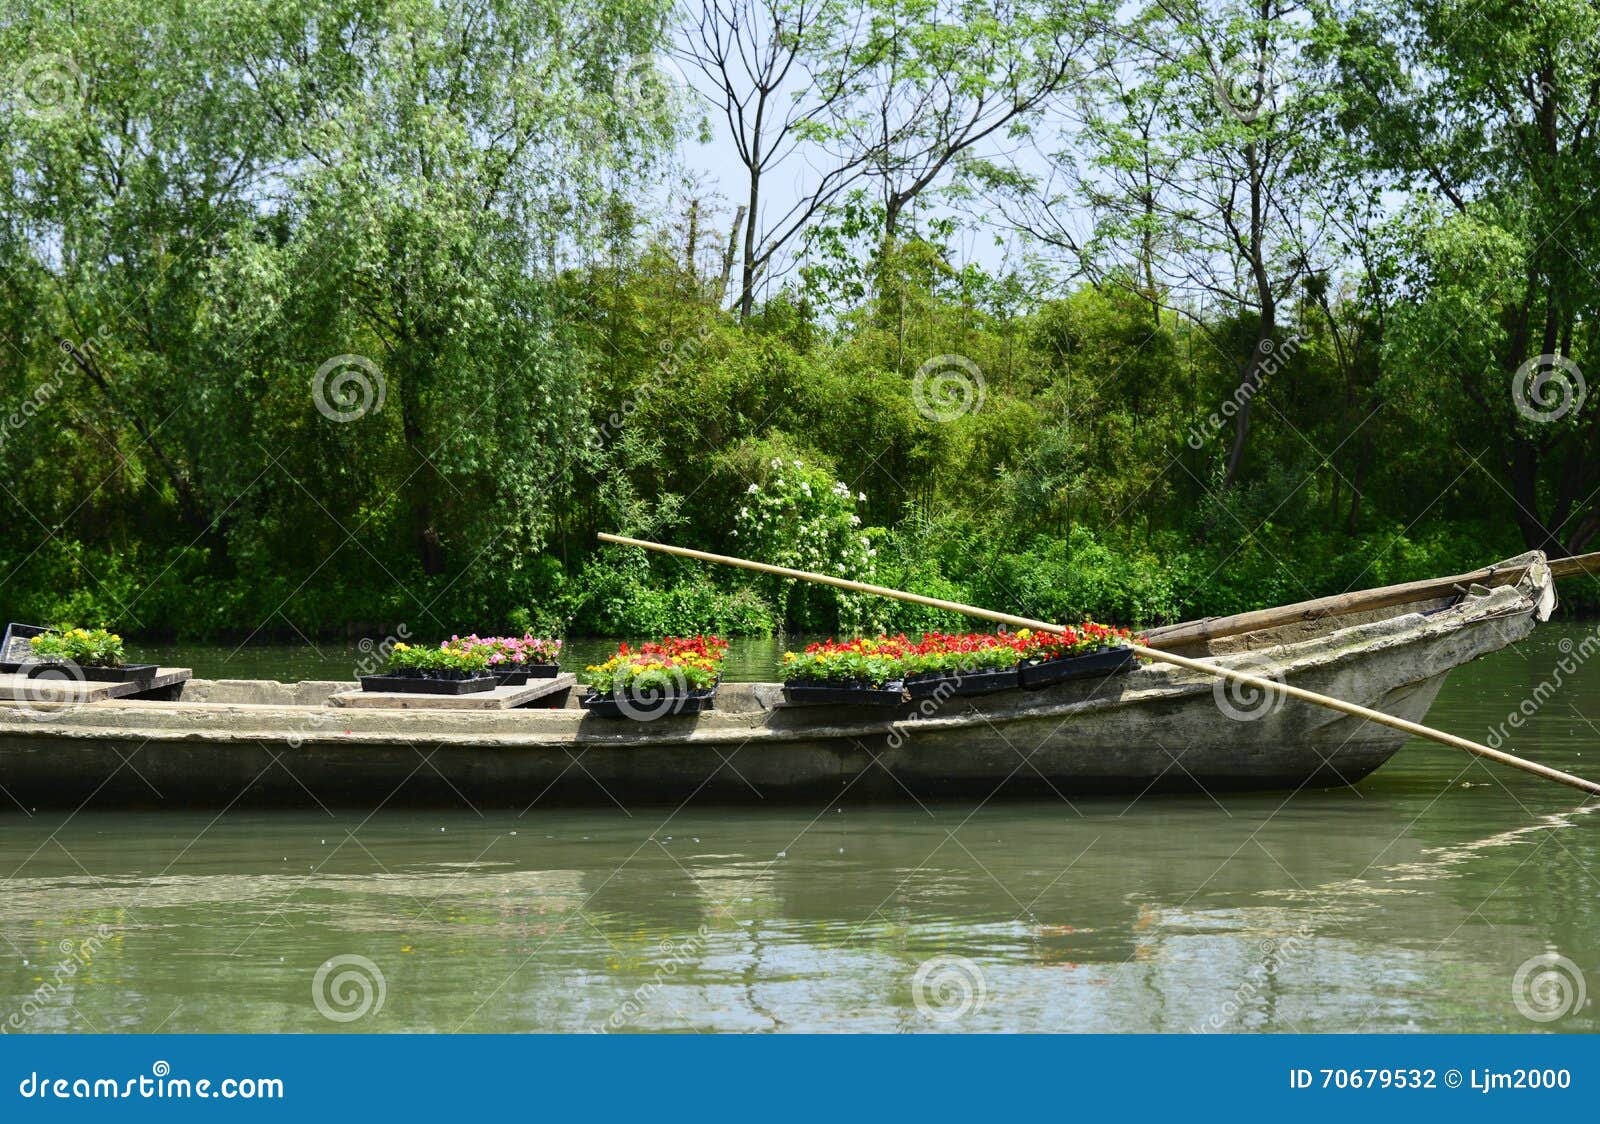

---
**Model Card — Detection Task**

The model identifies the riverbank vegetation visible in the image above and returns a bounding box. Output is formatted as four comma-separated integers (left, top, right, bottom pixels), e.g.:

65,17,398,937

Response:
2,0,1598,640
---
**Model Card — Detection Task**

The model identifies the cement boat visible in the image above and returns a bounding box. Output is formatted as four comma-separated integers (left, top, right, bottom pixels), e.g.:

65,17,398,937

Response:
0,553,1557,808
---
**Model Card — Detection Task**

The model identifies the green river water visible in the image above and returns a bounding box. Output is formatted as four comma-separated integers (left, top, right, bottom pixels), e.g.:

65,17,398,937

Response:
2,625,1597,1033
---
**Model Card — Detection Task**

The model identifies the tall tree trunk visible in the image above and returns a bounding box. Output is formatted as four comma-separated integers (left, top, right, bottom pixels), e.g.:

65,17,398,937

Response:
400,361,445,575
1222,297,1275,490
739,170,761,321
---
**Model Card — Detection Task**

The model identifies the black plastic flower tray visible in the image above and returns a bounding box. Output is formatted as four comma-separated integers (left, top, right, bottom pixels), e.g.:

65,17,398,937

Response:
492,663,561,686
1017,646,1136,690
0,622,51,672
905,667,1019,698
359,674,499,694
782,679,907,706
24,662,158,683
579,686,717,719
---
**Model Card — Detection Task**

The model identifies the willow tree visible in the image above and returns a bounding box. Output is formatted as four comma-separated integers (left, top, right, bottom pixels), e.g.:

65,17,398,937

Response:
1,0,679,627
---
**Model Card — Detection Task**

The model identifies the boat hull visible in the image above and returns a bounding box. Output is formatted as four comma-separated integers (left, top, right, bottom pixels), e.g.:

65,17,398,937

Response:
0,571,1548,808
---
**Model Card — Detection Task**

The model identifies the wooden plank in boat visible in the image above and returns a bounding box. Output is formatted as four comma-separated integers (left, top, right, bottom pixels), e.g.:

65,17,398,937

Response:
328,673,576,710
0,667,191,704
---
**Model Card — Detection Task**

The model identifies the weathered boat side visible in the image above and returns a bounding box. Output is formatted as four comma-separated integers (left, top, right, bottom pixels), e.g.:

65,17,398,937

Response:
0,561,1551,807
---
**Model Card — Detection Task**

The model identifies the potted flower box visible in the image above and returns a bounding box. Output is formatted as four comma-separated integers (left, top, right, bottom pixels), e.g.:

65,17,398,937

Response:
899,632,1025,698
20,627,157,683
444,634,563,686
1017,646,1136,689
360,642,499,694
579,636,726,721
904,666,1018,698
780,637,912,706
782,678,907,706
1014,623,1139,691
580,683,720,719
493,663,561,686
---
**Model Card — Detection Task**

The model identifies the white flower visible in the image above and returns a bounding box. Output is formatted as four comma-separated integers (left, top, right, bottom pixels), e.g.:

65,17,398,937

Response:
793,459,803,468
800,482,811,495
850,515,861,526
770,457,782,469
857,492,866,502
747,483,759,494
739,507,748,518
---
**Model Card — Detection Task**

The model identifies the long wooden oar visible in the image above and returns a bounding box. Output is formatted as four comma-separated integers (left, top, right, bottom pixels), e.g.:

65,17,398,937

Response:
599,532,1600,797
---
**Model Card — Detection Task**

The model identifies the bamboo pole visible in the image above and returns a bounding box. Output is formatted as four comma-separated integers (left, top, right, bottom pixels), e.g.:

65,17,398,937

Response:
598,532,1600,797
1144,549,1598,649
1550,551,1600,580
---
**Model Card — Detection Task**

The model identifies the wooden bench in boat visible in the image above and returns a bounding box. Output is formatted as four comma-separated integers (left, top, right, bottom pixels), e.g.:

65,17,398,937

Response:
0,667,192,704
327,672,576,711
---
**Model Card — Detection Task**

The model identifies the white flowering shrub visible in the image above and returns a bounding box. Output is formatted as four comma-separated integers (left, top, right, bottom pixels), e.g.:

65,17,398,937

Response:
733,458,878,631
